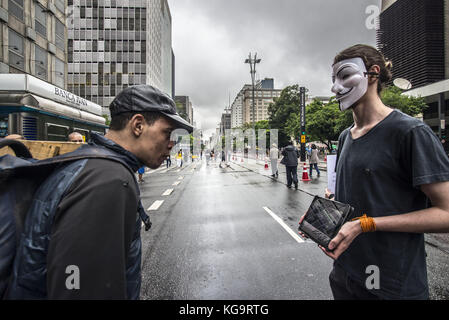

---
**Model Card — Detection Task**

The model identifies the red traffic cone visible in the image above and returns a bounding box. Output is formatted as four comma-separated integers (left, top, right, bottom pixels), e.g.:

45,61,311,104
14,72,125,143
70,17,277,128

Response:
264,160,269,170
302,162,311,182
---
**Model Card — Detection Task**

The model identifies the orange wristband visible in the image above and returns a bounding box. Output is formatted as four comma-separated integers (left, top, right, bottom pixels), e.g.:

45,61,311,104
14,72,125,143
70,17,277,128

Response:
351,214,376,233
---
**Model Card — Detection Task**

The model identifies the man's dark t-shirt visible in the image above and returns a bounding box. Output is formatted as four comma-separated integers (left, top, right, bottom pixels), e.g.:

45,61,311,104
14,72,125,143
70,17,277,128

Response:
335,109,449,299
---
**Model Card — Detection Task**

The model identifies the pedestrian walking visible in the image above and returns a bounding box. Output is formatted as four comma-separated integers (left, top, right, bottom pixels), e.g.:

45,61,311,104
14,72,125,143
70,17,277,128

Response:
300,44,449,300
166,155,171,168
205,149,211,165
281,141,300,189
220,150,226,168
137,166,145,182
269,143,279,178
176,150,183,167
3,84,193,299
309,144,320,178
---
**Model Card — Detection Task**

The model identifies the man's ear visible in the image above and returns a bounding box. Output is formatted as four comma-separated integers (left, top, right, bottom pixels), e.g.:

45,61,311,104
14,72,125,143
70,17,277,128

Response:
129,114,145,137
367,65,381,83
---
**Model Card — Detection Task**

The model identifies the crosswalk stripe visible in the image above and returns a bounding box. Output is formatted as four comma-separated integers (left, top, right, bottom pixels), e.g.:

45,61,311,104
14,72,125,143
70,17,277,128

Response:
162,188,174,196
172,181,181,186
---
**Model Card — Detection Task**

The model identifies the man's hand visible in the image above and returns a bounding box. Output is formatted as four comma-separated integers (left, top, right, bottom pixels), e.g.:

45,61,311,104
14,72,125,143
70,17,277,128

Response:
319,220,362,260
325,188,334,199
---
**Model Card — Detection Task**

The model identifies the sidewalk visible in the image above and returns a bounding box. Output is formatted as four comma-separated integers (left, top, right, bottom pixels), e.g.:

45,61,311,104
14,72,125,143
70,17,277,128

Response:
228,156,328,197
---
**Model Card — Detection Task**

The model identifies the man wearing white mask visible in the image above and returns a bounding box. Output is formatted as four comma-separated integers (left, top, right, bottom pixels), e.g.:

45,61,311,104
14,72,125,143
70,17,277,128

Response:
300,44,449,300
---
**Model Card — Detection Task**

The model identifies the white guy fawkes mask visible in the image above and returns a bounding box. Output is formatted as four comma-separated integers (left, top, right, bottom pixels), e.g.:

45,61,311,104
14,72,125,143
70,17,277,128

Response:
331,57,368,111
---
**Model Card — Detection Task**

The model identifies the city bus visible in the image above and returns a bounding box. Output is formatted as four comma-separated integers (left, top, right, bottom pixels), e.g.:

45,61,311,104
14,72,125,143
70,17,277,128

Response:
0,74,107,141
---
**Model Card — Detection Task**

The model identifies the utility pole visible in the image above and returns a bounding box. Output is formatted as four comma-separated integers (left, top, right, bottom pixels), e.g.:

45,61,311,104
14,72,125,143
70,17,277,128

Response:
245,53,261,128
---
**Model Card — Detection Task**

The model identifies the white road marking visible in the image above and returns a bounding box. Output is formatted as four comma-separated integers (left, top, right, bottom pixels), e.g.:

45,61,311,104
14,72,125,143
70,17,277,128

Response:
162,188,174,196
178,176,184,180
147,200,164,211
262,207,304,243
172,181,181,186
176,169,181,172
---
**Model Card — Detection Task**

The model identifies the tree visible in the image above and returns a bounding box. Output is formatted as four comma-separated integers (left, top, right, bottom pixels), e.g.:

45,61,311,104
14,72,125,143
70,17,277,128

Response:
381,86,427,116
268,85,301,146
304,99,341,150
233,120,270,152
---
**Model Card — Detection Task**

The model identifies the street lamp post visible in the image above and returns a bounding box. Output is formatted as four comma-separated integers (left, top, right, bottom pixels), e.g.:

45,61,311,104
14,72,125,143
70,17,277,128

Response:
244,53,261,128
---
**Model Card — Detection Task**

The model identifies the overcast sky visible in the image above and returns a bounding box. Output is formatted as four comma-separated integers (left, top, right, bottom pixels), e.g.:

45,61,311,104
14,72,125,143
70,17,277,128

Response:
167,0,382,138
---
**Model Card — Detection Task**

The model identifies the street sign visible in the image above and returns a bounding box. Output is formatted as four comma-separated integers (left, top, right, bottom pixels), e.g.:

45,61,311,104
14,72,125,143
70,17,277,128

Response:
301,135,306,143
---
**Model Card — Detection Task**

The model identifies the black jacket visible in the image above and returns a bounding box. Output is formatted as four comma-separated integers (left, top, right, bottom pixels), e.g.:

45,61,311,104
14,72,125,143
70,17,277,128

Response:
5,133,146,299
281,145,300,167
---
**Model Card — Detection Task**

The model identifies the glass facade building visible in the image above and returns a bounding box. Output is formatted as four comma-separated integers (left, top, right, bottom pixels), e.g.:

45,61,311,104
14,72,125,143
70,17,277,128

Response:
67,0,173,114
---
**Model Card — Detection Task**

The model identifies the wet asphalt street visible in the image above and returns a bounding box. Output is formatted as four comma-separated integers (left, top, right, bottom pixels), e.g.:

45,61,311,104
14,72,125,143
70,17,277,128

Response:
138,158,449,300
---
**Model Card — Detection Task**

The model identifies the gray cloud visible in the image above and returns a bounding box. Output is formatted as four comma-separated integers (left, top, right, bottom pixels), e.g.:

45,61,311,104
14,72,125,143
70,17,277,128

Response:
168,0,381,137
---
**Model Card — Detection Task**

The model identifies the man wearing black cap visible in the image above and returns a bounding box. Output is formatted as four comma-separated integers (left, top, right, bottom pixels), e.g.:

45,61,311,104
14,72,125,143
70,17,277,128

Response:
5,85,193,300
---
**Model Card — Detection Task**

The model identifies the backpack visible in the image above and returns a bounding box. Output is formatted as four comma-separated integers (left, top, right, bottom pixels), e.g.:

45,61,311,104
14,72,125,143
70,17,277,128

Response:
0,138,151,298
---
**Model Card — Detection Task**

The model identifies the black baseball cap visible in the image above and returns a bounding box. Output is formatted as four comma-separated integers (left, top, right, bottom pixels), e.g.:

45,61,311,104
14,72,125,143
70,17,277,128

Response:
109,85,194,133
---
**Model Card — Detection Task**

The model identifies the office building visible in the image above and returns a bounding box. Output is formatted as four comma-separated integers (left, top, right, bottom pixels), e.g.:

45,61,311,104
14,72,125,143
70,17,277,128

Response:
220,109,231,136
230,85,249,129
67,0,174,114
174,95,194,125
242,78,281,125
377,0,447,88
0,0,67,88
231,79,281,127
377,0,449,149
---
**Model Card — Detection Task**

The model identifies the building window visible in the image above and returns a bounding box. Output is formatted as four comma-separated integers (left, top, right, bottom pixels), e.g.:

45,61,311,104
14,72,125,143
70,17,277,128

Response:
8,29,25,71
35,3,47,37
8,0,24,21
55,58,65,88
80,6,86,18
55,19,65,51
35,45,48,81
